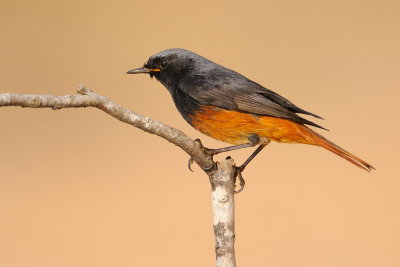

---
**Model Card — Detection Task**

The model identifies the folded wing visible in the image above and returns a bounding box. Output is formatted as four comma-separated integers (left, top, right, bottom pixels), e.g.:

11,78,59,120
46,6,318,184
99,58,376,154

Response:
178,73,326,130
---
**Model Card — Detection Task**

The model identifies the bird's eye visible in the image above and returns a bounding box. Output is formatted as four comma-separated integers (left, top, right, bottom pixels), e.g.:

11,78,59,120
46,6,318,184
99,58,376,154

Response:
160,60,168,70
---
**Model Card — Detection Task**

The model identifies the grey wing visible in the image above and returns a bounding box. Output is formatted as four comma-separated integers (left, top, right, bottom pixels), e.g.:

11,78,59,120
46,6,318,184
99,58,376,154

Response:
254,87,323,119
232,92,326,129
178,75,326,130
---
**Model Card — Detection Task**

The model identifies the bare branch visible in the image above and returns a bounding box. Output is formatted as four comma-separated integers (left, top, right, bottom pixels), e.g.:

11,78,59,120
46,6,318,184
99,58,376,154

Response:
0,84,237,267
0,84,214,170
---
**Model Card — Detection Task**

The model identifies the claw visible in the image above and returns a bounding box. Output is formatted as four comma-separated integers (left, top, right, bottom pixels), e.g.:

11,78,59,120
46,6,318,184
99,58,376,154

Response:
188,157,194,172
188,138,204,172
234,168,246,194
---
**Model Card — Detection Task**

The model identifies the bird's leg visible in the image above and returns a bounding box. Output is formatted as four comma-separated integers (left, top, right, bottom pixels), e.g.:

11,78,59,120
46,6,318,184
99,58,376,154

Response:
234,140,270,193
238,141,270,172
188,135,260,171
207,134,260,155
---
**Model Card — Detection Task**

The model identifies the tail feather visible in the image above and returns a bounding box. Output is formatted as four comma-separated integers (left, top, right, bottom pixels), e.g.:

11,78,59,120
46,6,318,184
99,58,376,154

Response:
310,130,375,171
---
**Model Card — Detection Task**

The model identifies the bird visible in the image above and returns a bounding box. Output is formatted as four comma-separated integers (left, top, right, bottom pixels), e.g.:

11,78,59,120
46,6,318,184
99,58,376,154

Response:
127,48,374,177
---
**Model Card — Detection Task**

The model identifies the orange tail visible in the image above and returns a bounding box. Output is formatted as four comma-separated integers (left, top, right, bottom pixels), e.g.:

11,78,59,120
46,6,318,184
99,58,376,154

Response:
310,130,375,171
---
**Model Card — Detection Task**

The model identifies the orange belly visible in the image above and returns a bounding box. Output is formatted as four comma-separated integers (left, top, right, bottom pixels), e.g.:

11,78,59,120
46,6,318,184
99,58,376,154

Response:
190,105,374,171
190,106,317,145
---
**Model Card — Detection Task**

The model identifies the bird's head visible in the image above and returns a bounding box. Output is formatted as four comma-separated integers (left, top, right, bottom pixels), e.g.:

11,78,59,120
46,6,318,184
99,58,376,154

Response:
127,48,199,88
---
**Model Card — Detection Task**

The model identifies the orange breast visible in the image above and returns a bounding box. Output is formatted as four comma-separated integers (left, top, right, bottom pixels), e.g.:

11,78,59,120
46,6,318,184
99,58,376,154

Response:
190,106,318,145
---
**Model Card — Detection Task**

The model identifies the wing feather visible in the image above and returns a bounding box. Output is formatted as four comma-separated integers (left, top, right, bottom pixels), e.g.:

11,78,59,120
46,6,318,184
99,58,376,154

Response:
177,72,326,130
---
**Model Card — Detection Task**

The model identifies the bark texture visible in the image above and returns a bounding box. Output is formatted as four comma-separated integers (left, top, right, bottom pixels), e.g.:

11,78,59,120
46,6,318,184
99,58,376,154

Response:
209,159,237,267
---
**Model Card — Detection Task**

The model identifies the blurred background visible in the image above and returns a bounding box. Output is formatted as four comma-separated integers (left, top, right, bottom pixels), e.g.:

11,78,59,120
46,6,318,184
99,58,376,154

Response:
0,0,399,266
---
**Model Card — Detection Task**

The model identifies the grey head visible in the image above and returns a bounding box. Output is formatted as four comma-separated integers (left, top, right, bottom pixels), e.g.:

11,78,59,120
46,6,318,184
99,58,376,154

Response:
127,48,224,89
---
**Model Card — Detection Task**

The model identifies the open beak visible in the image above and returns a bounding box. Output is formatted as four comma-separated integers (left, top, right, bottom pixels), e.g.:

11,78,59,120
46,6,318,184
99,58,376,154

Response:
126,67,160,74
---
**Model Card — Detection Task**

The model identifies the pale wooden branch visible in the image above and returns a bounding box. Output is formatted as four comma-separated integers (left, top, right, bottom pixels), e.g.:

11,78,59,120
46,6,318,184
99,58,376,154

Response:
0,84,238,267
210,159,237,267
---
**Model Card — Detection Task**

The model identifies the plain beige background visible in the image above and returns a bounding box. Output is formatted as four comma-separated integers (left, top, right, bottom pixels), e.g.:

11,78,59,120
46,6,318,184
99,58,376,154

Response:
0,0,399,266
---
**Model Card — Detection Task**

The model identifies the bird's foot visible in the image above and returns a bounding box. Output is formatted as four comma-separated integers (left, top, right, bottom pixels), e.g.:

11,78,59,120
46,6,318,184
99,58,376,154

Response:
188,138,213,172
234,164,246,194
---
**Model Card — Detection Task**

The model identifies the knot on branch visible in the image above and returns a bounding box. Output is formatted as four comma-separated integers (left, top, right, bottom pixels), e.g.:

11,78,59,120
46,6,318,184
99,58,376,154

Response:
77,83,93,96
26,96,43,108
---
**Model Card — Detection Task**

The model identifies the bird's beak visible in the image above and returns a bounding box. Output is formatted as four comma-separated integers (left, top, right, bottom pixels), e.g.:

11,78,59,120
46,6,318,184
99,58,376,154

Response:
126,67,160,74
